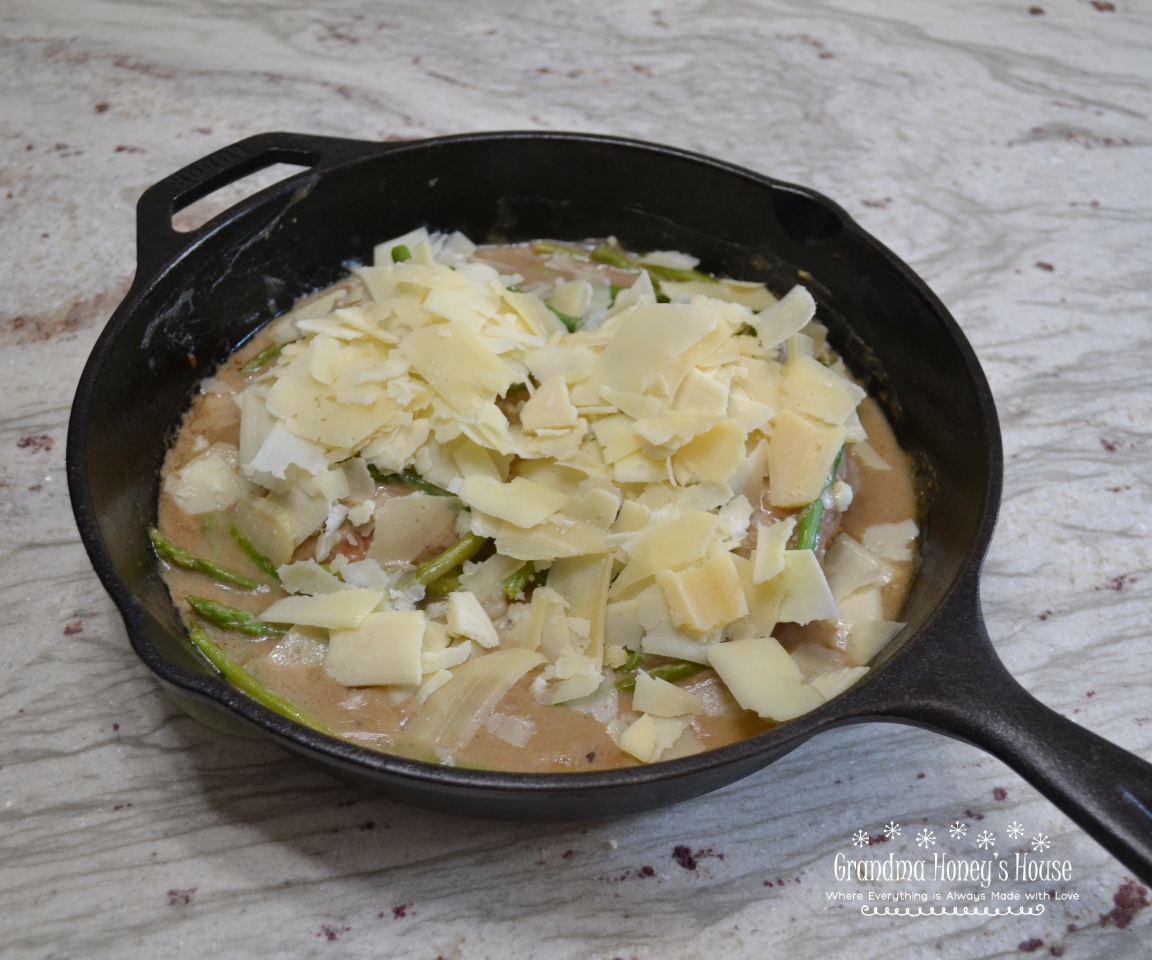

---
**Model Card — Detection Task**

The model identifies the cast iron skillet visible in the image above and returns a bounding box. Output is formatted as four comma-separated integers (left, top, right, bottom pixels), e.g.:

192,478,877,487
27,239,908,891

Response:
66,132,1152,883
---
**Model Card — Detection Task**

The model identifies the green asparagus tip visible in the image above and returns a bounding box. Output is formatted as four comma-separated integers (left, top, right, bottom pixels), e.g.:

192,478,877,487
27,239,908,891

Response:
229,525,280,581
186,595,286,637
149,527,260,590
408,533,490,588
367,465,454,497
240,342,284,374
186,625,334,736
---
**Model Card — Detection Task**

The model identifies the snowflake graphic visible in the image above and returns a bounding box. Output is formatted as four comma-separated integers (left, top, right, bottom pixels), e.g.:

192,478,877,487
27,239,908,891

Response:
949,821,968,839
852,830,870,848
916,829,936,849
1031,834,1051,852
1007,821,1026,840
976,830,996,850
883,821,902,839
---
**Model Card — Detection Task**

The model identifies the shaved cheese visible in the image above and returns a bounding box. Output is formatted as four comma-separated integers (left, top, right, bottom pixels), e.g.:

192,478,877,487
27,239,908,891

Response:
399,321,517,411
422,641,473,673
633,671,703,717
862,520,919,562
767,411,846,507
279,559,348,595
836,585,884,621
617,713,692,763
248,422,329,479
459,553,523,603
633,410,719,449
841,619,904,665
547,553,612,666
270,484,329,545
231,495,295,566
416,669,454,703
728,437,770,504
547,278,593,318
811,666,869,700
731,553,785,632
495,516,606,561
853,439,892,471
266,627,328,667
661,279,776,312
612,451,668,484
824,533,893,602
407,648,546,752
520,376,580,432
341,457,376,500
674,420,747,484
591,415,643,464
610,511,720,598
605,598,644,648
325,611,426,686
777,550,839,624
673,368,730,416
367,495,460,565
374,227,432,266
313,467,351,503
752,517,797,584
754,285,816,350
447,591,500,648
458,475,568,528
656,544,748,633
261,589,384,630
597,303,717,394
781,355,866,426
708,637,825,721
525,345,595,384
166,444,246,515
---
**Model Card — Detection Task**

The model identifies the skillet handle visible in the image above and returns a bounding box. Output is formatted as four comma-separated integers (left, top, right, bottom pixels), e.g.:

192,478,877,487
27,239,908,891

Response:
879,589,1152,884
133,132,382,277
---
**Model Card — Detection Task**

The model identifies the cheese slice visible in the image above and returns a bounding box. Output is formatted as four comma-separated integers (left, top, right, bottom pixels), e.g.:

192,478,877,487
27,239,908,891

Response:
325,610,426,686
752,516,796,584
457,475,569,528
767,410,846,507
708,637,825,721
261,589,384,630
633,671,703,717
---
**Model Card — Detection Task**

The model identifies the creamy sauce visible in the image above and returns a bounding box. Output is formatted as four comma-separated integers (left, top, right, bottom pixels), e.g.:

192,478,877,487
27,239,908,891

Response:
158,243,920,772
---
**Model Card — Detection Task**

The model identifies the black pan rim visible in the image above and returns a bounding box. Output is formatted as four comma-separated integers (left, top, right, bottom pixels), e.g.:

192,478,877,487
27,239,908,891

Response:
67,129,1003,797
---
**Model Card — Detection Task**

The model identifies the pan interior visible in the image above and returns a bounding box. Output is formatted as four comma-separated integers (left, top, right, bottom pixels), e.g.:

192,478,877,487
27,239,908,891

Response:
72,133,1000,783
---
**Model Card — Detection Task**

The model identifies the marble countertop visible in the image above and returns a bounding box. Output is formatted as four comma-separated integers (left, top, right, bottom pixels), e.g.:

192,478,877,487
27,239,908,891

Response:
2,1,1151,957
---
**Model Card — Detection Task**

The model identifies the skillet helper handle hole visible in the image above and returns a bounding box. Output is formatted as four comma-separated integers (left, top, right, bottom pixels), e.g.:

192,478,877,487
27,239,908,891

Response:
132,132,356,277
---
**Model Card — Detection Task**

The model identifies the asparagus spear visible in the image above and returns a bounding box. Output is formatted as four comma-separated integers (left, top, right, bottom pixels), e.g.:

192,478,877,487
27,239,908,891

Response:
614,648,642,674
406,533,489,589
186,625,334,735
590,244,716,284
425,573,461,597
229,525,280,581
391,244,412,263
149,527,260,590
366,465,454,497
503,562,536,601
186,595,286,637
240,342,284,374
615,660,706,692
793,448,844,551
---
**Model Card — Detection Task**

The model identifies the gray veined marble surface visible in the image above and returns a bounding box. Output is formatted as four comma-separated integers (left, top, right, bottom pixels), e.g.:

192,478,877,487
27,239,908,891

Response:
1,0,1151,957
